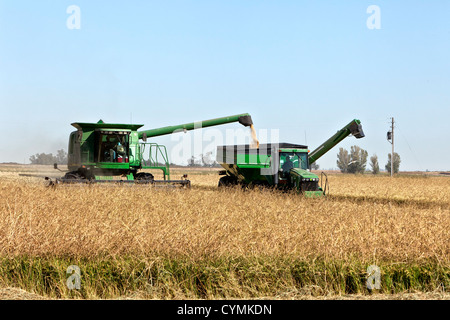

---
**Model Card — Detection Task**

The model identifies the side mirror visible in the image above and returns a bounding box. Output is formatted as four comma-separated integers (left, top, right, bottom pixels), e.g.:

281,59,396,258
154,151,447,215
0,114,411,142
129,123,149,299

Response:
142,132,147,142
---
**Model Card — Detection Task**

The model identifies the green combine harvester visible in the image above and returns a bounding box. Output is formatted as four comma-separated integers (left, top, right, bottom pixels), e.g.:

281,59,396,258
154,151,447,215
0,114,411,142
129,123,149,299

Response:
216,119,365,197
47,113,254,186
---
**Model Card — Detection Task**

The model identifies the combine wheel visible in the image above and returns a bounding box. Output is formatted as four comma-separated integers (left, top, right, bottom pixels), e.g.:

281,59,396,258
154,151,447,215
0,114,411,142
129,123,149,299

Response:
135,172,154,184
65,172,82,180
60,171,87,184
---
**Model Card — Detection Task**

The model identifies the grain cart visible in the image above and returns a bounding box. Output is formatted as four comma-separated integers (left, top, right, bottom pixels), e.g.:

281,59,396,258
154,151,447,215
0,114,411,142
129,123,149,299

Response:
216,119,364,196
48,113,254,186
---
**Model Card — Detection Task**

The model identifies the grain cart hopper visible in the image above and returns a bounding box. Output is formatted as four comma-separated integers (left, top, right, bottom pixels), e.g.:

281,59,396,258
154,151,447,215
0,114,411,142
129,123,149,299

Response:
48,113,254,186
216,119,364,196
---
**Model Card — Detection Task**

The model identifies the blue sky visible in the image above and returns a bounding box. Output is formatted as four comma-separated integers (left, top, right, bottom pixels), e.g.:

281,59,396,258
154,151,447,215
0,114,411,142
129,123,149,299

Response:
0,1,449,170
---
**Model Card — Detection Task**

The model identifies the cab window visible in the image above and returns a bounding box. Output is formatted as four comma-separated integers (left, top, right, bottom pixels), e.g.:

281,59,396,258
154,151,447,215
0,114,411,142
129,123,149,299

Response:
280,152,308,170
97,133,129,162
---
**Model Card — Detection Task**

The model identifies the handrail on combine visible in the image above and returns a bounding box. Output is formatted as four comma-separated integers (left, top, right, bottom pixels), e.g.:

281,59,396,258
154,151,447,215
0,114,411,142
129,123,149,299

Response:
140,142,170,180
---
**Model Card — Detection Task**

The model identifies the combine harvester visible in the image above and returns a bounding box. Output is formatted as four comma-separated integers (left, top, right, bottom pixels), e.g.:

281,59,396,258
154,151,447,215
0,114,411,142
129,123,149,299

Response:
216,119,365,197
46,113,254,187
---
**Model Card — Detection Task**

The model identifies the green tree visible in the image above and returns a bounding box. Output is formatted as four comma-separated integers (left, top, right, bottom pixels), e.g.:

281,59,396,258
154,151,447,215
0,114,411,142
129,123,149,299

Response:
310,162,320,170
55,149,68,164
369,154,380,174
201,152,216,167
29,153,54,165
187,156,196,167
347,145,368,174
336,147,350,173
385,152,401,174
29,149,67,165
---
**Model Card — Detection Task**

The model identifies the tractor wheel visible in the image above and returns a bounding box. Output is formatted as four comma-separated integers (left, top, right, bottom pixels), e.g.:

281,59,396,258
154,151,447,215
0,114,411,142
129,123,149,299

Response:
218,176,237,187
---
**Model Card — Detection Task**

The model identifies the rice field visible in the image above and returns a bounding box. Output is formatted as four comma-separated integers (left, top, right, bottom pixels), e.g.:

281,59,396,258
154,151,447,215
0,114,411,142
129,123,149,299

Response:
0,164,448,299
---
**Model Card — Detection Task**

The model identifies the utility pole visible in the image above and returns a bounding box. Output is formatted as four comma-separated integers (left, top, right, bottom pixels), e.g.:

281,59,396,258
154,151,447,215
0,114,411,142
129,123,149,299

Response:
387,117,394,177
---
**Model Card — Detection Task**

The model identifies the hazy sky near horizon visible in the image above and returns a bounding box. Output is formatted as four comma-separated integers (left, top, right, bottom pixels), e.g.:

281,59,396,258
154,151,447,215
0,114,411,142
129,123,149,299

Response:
1,1,449,170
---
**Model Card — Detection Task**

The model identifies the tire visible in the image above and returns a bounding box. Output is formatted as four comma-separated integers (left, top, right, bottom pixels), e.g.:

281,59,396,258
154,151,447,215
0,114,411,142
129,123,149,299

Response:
63,171,85,180
61,171,87,184
135,172,154,183
218,176,237,187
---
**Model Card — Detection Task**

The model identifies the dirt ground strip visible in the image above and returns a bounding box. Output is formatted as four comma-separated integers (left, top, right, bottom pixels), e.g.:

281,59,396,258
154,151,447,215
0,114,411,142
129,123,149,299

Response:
0,287,448,300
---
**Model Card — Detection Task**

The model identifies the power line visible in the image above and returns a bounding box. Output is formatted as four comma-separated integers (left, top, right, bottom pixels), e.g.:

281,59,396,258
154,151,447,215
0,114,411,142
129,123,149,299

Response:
396,124,423,171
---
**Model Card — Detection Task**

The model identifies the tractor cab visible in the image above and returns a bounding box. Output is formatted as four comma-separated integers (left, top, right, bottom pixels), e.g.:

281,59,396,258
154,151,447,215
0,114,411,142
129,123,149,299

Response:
279,151,309,178
277,148,321,194
277,148,310,182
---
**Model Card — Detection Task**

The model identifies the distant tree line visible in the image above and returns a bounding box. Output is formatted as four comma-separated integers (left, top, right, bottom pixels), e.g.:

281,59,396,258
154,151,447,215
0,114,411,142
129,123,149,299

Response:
29,149,68,165
336,145,400,174
27,147,400,173
188,152,221,168
310,162,320,170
